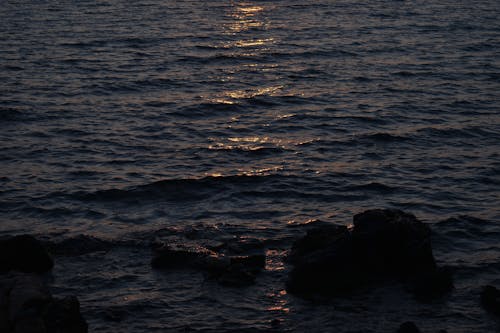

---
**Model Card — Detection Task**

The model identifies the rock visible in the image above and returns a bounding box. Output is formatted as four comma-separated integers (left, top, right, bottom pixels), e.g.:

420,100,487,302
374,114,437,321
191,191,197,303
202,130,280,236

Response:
0,235,54,274
481,285,500,315
215,263,259,287
14,316,46,333
287,209,449,298
352,209,436,274
44,296,88,333
408,267,453,300
213,254,266,287
7,274,51,325
288,224,348,264
224,237,265,255
151,240,222,270
152,236,266,287
286,225,358,295
397,321,421,333
230,254,266,270
0,273,88,333
0,275,13,332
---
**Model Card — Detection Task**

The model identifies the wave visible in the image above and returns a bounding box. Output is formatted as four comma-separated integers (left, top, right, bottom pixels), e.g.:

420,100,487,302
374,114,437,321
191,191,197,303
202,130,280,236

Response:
59,36,174,49
207,145,286,156
276,112,387,124
417,126,500,141
240,190,367,202
360,133,409,142
346,182,397,193
174,102,244,118
71,173,389,204
75,174,289,203
177,49,358,65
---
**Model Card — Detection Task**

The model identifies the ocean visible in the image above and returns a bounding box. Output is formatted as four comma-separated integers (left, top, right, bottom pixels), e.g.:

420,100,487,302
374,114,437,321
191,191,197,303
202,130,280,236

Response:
1,0,499,331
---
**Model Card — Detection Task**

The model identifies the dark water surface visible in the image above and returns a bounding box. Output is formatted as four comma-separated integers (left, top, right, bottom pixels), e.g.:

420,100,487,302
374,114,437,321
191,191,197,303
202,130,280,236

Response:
1,0,500,332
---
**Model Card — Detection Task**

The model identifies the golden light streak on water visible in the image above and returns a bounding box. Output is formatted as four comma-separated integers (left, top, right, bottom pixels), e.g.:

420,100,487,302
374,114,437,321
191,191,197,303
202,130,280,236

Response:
225,2,267,33
267,289,290,314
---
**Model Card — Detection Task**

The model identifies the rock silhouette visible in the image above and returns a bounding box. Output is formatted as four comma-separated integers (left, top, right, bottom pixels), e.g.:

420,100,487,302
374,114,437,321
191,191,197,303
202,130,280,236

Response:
287,209,452,298
0,235,54,274
481,285,500,315
152,235,266,286
0,273,87,333
0,235,88,332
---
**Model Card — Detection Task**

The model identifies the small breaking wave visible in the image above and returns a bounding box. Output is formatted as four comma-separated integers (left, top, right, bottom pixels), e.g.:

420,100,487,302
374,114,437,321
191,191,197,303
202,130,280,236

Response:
75,174,290,203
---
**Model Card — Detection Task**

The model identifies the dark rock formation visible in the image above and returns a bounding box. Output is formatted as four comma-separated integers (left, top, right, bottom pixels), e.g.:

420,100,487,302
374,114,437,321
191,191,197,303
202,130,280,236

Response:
397,321,421,333
408,267,453,300
0,235,54,274
214,254,266,287
481,285,500,315
0,273,87,333
396,322,448,333
351,209,436,274
287,209,452,298
151,236,266,286
44,296,88,333
151,240,222,270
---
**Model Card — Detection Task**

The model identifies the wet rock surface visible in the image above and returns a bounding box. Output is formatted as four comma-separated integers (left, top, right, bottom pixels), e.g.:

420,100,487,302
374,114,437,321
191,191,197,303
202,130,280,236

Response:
151,232,267,286
287,209,452,298
0,273,87,333
397,321,421,333
481,285,500,315
0,235,88,332
396,321,449,333
0,235,54,274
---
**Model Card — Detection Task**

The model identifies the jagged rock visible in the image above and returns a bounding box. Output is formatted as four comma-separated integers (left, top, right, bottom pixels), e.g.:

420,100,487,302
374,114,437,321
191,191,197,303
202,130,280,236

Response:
287,225,357,295
229,254,266,270
0,273,87,333
0,235,54,274
351,209,436,274
288,224,348,265
152,236,266,287
0,283,8,333
214,254,266,287
7,274,51,325
287,209,450,298
151,240,223,270
481,285,500,315
397,321,421,333
44,296,88,333
224,237,265,255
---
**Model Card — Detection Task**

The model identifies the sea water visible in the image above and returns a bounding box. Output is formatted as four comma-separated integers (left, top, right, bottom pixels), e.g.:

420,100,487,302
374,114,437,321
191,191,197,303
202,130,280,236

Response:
1,0,500,331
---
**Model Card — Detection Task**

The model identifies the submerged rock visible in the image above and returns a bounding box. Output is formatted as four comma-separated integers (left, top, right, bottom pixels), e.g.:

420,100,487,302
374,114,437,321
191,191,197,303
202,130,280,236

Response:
287,209,451,298
0,273,87,333
44,296,88,333
481,285,500,315
151,236,266,286
214,254,266,287
397,321,421,333
0,235,54,274
151,239,222,270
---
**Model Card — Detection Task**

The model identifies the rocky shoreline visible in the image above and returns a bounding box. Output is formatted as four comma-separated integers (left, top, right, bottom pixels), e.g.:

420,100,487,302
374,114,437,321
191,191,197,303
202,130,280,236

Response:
1,209,499,332
0,235,87,333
